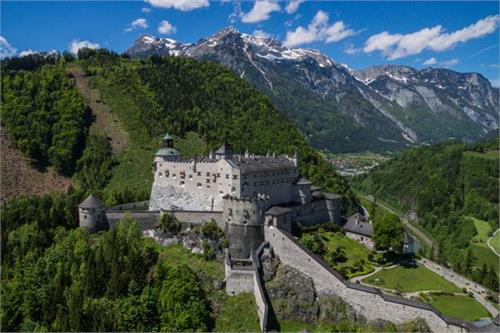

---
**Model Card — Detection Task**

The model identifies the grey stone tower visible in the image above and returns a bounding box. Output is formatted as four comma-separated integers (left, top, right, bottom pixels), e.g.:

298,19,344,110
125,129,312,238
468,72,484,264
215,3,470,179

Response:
223,194,269,260
78,193,107,232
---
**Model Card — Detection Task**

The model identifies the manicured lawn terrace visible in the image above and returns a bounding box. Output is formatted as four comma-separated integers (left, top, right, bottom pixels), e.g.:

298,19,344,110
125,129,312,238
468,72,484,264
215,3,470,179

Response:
471,217,492,244
362,265,461,293
463,150,500,161
428,295,491,321
321,232,373,269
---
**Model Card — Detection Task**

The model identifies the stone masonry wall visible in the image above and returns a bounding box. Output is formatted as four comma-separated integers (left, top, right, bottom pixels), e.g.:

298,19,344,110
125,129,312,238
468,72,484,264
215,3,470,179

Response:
264,226,469,333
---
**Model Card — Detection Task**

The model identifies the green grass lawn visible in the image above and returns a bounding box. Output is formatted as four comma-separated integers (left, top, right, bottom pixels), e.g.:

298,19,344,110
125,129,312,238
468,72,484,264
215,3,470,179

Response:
470,217,492,244
463,150,500,161
320,232,373,270
428,294,491,321
490,231,500,254
215,293,260,332
363,265,461,293
469,244,499,276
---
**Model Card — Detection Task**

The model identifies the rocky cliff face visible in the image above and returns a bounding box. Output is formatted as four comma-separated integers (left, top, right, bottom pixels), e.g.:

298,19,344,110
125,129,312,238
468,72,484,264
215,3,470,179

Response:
127,28,499,152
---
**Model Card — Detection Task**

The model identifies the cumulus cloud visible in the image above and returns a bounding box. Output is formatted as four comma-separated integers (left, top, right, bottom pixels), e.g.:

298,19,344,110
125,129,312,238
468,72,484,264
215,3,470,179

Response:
441,58,459,68
284,11,355,47
125,18,148,32
19,49,38,57
364,15,500,60
343,43,361,55
145,0,208,11
0,36,17,58
423,57,437,65
142,7,152,13
285,0,304,14
241,0,280,23
158,20,176,34
69,39,100,54
490,78,500,87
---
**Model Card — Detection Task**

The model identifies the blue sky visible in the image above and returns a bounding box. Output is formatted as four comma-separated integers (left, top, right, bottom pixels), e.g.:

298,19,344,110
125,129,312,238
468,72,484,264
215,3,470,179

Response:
1,1,499,85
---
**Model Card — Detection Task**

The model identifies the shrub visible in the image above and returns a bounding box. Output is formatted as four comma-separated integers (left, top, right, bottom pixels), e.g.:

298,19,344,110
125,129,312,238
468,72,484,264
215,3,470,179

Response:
202,241,215,261
201,219,224,239
156,213,181,236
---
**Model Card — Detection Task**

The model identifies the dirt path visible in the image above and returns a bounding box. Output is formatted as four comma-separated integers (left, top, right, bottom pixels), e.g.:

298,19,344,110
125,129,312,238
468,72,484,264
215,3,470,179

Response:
350,264,398,283
67,67,128,154
1,131,72,204
487,229,500,257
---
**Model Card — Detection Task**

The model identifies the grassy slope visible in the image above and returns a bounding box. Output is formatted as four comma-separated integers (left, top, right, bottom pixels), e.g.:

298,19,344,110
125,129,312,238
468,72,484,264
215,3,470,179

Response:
322,232,373,270
363,265,461,293
429,295,491,321
468,217,499,276
490,232,500,254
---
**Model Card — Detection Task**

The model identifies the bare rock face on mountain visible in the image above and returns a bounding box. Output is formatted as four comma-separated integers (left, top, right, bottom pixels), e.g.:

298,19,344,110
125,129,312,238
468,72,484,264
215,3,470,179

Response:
126,28,499,152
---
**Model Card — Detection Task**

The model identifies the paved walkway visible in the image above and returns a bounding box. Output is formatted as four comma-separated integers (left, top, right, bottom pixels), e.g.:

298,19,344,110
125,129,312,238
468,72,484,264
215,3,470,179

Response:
487,228,500,257
350,264,398,283
419,258,498,317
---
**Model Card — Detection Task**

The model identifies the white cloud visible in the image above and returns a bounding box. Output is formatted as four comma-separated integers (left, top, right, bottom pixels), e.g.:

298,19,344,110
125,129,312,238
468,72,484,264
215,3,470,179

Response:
285,0,304,14
125,18,148,32
69,39,100,54
19,49,37,57
283,11,355,47
241,0,280,23
145,0,209,11
158,20,176,34
142,7,152,13
344,43,361,55
423,57,437,65
0,36,17,58
364,15,500,60
490,78,500,87
441,58,459,68
253,29,271,38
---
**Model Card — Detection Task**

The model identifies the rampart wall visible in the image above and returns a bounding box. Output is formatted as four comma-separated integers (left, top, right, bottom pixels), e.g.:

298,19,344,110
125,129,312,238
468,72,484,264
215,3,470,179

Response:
264,226,469,333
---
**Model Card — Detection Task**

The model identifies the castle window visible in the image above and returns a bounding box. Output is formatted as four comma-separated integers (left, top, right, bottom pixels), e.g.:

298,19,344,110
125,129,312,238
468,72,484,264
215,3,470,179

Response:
206,172,210,177
197,183,202,188
231,187,236,192
228,208,233,216
172,173,176,178
233,175,239,180
180,171,186,179
197,172,201,176
219,191,223,194
206,179,210,183
217,173,220,177
226,174,230,179
84,215,87,219
189,175,193,179
159,172,163,177
180,181,185,186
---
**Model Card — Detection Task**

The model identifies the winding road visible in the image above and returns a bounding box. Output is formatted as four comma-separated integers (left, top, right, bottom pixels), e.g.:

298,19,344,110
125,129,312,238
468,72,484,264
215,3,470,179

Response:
487,228,500,257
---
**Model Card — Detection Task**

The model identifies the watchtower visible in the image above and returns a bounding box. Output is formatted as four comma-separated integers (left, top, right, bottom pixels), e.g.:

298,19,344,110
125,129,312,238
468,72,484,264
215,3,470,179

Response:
155,133,180,161
78,193,107,232
223,194,270,260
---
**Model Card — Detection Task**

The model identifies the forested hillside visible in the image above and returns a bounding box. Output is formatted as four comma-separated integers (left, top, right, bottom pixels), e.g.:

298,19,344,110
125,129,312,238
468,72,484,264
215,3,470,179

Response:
352,138,499,289
1,50,360,331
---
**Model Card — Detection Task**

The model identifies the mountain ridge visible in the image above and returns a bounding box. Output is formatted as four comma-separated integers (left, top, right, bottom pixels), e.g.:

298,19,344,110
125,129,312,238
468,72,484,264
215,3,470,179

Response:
126,27,499,153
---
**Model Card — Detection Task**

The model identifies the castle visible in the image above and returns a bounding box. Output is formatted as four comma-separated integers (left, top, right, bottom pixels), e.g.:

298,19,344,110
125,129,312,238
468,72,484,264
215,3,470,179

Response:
78,134,478,333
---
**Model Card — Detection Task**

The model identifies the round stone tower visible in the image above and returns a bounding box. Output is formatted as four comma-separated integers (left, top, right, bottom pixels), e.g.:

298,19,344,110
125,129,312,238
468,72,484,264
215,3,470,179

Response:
223,194,269,260
78,193,107,233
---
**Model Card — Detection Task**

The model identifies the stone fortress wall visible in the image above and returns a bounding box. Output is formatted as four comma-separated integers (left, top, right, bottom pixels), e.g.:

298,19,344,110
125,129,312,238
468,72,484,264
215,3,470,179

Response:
263,226,470,333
